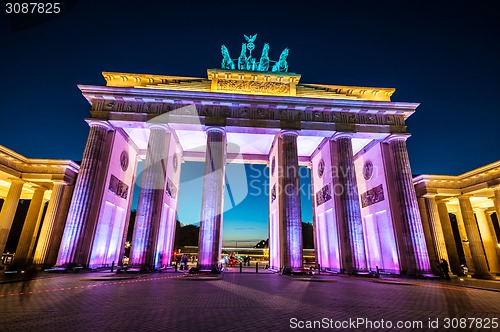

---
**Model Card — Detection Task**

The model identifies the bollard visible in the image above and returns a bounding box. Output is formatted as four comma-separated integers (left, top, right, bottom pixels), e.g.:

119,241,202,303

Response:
376,265,380,278
239,262,243,273
256,262,259,273
111,261,115,273
317,263,321,275
175,262,178,272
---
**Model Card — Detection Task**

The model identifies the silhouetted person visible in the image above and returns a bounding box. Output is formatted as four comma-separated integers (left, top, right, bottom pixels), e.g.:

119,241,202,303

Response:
20,264,38,294
440,258,450,280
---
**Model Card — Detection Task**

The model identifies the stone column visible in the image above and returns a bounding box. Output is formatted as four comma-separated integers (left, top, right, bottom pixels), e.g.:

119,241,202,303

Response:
458,196,492,278
417,197,438,274
13,187,46,265
34,182,66,266
494,189,500,225
436,201,461,275
424,196,449,270
454,207,475,271
279,130,303,271
197,127,226,271
0,179,24,255
56,121,112,266
485,212,500,264
474,208,500,274
130,125,170,270
332,133,366,272
45,185,74,267
385,135,431,274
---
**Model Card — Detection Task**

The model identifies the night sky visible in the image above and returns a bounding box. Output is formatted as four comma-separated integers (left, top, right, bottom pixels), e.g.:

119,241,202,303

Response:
1,1,499,245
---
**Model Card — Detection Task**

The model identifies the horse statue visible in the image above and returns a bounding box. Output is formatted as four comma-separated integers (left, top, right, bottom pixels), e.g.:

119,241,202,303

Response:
221,45,235,70
257,43,270,71
272,48,289,72
238,43,248,70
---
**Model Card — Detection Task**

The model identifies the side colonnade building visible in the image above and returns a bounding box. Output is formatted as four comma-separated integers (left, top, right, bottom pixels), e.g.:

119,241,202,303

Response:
53,65,433,276
0,145,78,268
414,161,500,279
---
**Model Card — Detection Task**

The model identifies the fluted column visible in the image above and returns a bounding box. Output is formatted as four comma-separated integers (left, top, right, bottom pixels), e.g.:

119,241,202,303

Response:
332,133,366,272
13,187,46,265
417,197,438,273
454,209,475,271
45,185,74,267
474,208,500,274
280,130,303,271
386,135,430,274
494,189,500,224
197,127,226,271
424,196,449,270
0,179,24,255
56,121,112,266
34,182,66,265
436,201,461,275
458,196,492,278
130,125,170,270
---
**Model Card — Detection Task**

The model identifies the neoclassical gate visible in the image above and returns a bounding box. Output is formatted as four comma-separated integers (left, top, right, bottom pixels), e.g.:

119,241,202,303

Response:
55,38,431,275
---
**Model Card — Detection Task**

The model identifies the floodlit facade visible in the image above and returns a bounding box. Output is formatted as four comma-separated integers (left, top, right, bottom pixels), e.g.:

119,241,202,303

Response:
50,63,433,275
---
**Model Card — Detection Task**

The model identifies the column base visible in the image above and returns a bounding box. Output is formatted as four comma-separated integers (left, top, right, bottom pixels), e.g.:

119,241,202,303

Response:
281,266,306,275
472,273,496,280
195,264,222,274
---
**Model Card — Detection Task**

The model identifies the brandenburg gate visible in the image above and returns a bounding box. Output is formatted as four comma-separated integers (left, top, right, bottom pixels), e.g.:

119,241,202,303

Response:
55,36,432,275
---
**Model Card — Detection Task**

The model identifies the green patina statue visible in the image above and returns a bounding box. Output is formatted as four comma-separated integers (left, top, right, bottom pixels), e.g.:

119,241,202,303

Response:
221,35,289,72
221,45,235,70
258,43,270,72
272,48,289,73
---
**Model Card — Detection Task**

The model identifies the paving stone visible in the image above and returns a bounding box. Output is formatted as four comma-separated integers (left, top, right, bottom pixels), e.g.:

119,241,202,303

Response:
0,272,498,331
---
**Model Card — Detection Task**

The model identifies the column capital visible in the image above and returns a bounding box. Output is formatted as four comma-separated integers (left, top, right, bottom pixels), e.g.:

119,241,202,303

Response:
383,133,411,143
85,119,114,131
51,180,68,188
279,129,299,137
8,178,25,185
205,126,226,135
330,132,353,141
148,123,170,132
30,185,48,192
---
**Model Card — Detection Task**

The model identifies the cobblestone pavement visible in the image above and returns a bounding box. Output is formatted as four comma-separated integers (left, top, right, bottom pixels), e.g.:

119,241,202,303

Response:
0,272,499,332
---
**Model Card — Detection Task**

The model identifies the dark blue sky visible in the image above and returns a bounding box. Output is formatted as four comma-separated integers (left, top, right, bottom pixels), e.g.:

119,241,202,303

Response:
1,1,499,244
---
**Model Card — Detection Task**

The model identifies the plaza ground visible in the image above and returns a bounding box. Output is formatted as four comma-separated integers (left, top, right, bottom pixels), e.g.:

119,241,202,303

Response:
0,269,499,332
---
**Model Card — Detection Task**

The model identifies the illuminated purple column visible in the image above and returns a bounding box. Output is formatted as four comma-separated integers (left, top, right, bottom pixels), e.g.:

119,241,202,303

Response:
279,130,303,271
197,127,226,271
386,135,431,274
458,196,493,278
130,125,169,270
436,201,461,275
57,121,112,266
13,187,46,265
331,133,367,272
34,182,66,265
0,179,24,256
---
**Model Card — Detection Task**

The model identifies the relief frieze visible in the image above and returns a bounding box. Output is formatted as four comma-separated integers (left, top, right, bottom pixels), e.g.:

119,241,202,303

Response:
91,100,406,127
